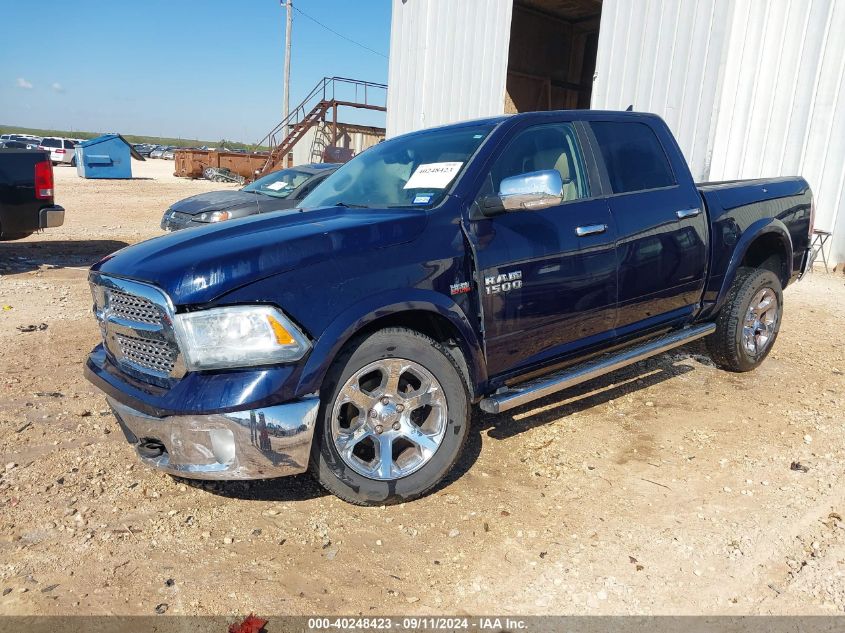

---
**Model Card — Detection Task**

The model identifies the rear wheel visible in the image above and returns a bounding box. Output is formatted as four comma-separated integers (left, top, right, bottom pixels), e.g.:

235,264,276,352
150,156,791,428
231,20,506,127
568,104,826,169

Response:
310,327,469,505
706,267,783,372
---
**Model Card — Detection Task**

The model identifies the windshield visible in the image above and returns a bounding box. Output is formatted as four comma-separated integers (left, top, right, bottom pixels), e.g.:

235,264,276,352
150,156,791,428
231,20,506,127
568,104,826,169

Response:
301,123,495,209
243,168,312,199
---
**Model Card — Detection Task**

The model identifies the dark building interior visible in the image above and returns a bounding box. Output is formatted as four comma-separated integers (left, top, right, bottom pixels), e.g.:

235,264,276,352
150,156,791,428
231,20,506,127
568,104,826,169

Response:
506,0,603,113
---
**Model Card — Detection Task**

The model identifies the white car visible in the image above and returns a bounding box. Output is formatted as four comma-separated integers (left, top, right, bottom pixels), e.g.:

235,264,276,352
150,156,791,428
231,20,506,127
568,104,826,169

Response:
39,137,77,165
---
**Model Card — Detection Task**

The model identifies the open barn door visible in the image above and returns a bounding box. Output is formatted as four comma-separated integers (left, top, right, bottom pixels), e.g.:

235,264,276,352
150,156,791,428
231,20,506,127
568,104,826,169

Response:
505,0,602,113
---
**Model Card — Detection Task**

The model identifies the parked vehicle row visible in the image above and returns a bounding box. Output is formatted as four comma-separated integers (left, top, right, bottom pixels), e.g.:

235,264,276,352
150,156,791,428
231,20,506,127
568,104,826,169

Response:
85,110,813,505
0,133,42,149
138,144,252,158
132,144,157,157
39,137,80,165
1,133,84,165
149,145,173,159
0,140,31,149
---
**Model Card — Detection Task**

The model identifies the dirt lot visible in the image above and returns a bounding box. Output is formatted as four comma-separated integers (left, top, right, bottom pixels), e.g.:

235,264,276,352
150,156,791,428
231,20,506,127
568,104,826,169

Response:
1,159,844,616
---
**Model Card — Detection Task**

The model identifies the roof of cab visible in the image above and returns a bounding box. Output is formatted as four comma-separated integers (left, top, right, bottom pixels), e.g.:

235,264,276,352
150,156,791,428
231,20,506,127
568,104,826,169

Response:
389,109,665,141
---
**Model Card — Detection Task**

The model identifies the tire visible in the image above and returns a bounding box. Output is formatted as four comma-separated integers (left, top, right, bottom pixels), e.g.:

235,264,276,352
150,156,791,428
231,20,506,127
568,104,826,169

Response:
70,156,76,167
706,266,783,372
310,327,470,506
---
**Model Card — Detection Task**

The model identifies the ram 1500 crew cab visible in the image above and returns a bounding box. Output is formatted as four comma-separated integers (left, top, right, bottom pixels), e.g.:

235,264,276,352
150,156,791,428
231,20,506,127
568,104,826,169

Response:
84,111,813,505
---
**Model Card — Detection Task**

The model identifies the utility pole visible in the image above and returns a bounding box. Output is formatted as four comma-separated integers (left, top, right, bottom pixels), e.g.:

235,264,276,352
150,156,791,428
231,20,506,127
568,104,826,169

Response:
282,0,293,140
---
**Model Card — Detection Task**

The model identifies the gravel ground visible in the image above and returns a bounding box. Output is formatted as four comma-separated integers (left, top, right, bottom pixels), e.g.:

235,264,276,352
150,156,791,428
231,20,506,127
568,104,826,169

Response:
0,160,844,616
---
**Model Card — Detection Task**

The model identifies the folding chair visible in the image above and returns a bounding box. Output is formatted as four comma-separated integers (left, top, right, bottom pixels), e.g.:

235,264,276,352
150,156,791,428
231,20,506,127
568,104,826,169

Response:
809,229,832,273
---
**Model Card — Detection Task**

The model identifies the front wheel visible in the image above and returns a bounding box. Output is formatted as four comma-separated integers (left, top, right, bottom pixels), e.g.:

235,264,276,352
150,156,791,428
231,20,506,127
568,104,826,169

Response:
706,267,783,372
310,327,469,505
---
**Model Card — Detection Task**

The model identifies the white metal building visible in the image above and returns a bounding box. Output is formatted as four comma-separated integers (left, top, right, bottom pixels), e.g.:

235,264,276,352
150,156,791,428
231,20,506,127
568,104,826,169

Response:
387,0,845,266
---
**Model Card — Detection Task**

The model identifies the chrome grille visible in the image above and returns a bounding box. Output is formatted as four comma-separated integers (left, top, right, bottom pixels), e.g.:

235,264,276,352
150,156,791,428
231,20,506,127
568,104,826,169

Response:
115,334,177,374
90,274,184,385
108,290,161,324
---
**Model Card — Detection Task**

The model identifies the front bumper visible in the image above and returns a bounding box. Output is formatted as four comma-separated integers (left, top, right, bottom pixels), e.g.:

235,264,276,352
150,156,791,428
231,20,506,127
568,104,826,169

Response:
108,395,319,480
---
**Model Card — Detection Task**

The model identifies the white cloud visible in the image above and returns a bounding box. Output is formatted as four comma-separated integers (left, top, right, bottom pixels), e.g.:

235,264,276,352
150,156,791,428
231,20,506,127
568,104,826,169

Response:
16,77,33,89
52,82,64,93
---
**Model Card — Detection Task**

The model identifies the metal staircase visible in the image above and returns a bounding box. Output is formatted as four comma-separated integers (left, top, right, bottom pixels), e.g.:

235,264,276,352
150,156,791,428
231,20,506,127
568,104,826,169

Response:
255,77,387,178
309,120,335,164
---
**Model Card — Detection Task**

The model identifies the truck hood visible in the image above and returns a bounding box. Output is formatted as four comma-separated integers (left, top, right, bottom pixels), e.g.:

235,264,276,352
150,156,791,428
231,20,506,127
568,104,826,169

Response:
93,206,427,305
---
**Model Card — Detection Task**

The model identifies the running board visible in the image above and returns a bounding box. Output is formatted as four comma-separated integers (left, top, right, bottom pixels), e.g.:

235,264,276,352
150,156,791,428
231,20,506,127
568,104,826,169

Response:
479,323,716,414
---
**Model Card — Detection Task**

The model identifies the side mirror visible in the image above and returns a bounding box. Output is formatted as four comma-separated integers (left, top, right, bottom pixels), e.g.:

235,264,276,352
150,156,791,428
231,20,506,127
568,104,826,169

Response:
495,170,564,212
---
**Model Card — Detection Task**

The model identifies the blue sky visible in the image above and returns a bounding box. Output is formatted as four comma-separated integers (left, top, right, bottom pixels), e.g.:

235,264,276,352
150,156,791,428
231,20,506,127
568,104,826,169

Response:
0,0,391,143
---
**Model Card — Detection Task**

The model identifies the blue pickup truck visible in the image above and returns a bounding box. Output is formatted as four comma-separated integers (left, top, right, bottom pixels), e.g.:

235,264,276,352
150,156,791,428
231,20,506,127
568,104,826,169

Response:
85,111,813,505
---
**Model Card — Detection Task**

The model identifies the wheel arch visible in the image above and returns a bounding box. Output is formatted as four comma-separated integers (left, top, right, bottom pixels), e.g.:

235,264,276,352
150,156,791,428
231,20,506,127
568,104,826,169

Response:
296,290,487,401
715,218,793,313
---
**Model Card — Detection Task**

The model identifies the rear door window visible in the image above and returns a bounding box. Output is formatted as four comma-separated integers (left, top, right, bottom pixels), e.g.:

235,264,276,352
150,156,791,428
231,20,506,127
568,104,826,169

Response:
590,121,675,193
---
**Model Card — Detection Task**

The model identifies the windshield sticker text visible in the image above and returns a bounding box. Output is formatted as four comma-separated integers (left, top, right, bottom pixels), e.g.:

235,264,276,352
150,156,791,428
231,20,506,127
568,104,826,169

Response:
404,162,463,190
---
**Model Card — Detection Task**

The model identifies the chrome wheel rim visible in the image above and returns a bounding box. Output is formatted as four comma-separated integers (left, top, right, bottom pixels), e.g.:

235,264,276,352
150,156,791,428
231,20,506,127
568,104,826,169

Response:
742,287,778,355
331,358,448,480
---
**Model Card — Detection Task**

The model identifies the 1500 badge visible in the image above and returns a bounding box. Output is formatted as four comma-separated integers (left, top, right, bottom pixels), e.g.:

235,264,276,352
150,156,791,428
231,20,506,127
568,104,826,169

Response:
485,270,522,294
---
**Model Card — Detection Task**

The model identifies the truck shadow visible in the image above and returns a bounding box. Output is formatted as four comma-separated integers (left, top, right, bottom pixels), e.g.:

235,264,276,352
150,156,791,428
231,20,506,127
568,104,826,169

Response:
0,240,129,274
190,346,710,503
178,472,327,502
429,345,710,494
475,345,708,444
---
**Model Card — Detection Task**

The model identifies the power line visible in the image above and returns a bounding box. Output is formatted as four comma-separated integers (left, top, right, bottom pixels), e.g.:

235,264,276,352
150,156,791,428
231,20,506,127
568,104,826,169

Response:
292,4,388,59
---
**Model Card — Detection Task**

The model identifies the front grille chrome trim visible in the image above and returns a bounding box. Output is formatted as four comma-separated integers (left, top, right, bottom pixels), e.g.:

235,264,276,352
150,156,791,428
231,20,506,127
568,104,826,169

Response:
90,273,186,385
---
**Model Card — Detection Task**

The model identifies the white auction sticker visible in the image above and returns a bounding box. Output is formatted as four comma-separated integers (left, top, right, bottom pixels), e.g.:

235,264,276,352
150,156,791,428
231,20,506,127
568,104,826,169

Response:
403,162,463,189
265,181,289,191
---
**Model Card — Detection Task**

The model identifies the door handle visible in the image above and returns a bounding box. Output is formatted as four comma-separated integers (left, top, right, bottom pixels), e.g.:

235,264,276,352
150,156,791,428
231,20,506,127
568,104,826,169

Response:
676,208,702,219
575,223,608,237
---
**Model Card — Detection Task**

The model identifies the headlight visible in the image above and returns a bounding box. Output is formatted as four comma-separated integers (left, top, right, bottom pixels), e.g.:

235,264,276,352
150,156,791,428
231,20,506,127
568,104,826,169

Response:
197,210,231,223
173,305,310,370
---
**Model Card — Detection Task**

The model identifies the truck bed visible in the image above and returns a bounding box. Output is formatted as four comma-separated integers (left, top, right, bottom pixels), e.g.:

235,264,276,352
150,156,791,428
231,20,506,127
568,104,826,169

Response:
697,175,812,309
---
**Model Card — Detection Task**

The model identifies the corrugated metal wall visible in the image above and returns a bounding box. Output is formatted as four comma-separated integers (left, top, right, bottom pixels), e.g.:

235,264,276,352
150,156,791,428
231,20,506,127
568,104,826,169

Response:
591,0,733,181
386,0,514,138
592,0,845,265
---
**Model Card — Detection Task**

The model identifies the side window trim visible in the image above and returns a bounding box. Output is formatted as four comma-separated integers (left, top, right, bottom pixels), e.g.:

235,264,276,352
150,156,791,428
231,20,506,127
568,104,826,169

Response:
573,121,608,198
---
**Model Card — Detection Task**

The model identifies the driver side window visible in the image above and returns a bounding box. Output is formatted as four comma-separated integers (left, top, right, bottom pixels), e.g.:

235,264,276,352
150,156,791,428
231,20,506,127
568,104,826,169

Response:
481,122,590,203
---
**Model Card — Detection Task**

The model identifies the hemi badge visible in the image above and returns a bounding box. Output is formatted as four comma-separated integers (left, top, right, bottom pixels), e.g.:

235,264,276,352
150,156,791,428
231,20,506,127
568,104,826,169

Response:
450,281,471,295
